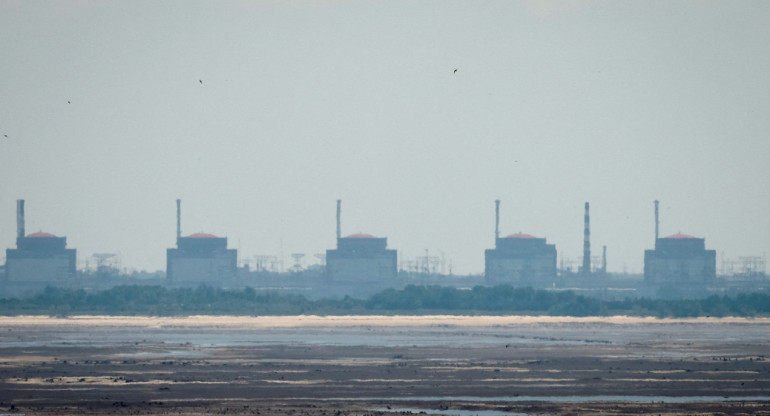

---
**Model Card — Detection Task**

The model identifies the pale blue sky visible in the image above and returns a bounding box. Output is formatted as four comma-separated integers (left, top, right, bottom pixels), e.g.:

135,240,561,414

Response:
1,0,769,274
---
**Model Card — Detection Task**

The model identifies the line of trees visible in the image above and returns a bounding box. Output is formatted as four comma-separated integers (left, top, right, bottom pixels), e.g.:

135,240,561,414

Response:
1,285,769,317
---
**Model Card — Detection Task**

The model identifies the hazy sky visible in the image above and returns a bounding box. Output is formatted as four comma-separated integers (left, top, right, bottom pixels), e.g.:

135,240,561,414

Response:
1,0,769,275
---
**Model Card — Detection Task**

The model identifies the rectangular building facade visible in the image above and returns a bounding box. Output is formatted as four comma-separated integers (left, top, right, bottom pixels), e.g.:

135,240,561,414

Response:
166,234,237,285
326,234,397,284
485,234,557,288
5,234,76,283
644,234,716,285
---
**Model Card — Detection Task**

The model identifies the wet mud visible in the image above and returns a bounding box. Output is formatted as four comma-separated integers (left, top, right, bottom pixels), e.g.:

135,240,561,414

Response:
1,316,769,415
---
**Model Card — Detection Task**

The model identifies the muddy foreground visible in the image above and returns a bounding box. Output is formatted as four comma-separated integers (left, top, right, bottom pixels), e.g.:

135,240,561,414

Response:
1,315,769,415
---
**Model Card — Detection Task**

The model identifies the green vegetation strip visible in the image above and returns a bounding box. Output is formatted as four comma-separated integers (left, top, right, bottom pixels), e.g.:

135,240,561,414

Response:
1,285,769,317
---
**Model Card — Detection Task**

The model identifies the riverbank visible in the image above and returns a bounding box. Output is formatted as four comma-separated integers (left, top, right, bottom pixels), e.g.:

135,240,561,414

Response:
2,316,769,415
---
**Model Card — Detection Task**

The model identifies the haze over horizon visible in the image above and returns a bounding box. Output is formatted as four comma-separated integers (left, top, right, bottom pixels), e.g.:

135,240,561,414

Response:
1,1,768,275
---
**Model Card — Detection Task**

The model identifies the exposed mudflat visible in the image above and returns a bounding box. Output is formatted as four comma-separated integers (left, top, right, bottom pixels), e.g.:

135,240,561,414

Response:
1,315,769,415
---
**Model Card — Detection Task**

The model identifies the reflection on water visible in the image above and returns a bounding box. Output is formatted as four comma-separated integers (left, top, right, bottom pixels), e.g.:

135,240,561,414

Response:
359,396,770,403
4,321,770,351
115,349,203,358
374,408,527,416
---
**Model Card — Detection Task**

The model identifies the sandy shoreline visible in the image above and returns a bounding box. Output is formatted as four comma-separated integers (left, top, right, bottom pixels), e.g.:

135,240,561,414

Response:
2,314,769,328
2,314,769,415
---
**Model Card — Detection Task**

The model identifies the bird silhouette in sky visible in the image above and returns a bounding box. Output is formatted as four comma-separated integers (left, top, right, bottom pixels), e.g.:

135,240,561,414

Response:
199,79,203,84
453,68,458,74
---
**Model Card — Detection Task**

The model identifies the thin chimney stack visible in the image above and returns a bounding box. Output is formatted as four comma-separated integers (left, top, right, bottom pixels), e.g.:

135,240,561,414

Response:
336,199,341,246
583,202,591,275
654,199,659,243
176,199,181,247
494,199,500,242
16,199,25,245
602,245,607,274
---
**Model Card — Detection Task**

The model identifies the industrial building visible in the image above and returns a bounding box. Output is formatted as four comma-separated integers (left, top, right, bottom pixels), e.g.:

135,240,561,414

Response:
2,196,759,300
325,200,398,287
643,200,717,287
166,200,237,285
4,200,77,284
644,233,716,285
484,200,557,287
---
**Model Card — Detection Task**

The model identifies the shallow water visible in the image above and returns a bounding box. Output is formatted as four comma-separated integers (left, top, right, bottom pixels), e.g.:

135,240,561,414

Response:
4,320,770,351
374,408,527,416
362,395,770,403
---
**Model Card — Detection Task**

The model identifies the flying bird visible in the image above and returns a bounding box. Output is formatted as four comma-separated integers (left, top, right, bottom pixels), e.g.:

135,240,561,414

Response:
67,100,71,104
453,68,458,74
199,79,203,84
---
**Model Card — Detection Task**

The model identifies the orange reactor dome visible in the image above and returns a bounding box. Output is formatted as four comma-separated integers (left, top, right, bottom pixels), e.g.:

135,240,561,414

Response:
345,233,377,239
664,233,697,239
186,232,220,238
26,231,58,238
505,232,537,239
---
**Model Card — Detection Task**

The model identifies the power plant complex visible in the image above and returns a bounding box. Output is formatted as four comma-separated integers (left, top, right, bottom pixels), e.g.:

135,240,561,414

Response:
1,198,763,299
644,201,717,287
166,200,238,287
484,200,557,288
325,200,398,297
4,200,77,292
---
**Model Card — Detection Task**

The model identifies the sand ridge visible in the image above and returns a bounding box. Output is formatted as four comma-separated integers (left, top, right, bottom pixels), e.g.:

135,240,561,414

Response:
2,314,769,328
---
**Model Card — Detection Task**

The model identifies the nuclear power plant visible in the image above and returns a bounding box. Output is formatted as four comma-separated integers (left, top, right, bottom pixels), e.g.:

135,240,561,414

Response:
4,200,77,290
325,200,398,297
1,198,766,299
166,199,238,286
644,200,717,292
484,200,557,288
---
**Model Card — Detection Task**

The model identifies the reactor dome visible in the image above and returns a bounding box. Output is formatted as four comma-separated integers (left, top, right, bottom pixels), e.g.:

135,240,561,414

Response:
345,233,377,239
664,233,697,239
186,232,220,238
26,231,58,238
505,232,537,239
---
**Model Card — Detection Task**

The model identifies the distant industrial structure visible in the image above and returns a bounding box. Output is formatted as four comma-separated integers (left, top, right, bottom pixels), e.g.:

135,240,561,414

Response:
644,201,716,291
325,200,397,295
1,198,766,299
4,200,77,287
644,233,717,285
582,202,591,275
485,200,557,287
166,199,237,286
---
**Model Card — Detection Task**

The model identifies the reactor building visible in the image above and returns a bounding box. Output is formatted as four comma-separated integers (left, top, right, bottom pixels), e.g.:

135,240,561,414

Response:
643,200,717,287
4,200,77,285
484,200,557,287
166,200,237,286
325,200,398,287
644,233,716,285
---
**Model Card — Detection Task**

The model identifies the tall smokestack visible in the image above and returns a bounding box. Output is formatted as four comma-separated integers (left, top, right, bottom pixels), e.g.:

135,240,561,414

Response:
336,199,341,245
654,199,659,243
602,245,607,273
494,199,500,242
176,199,181,247
16,199,25,244
583,202,591,275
